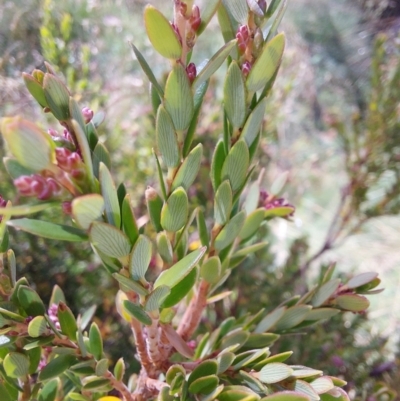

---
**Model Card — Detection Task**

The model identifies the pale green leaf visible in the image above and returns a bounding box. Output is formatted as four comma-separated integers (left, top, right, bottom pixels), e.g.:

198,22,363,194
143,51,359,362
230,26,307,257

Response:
28,316,48,337
222,0,248,24
161,187,189,232
198,0,221,35
221,140,249,192
123,300,152,326
215,210,246,250
255,306,286,333
99,163,121,228
201,256,221,284
90,222,131,258
145,285,171,311
275,305,312,330
239,208,265,240
259,363,293,384
334,294,370,312
72,194,104,230
211,140,226,191
43,74,70,120
241,98,267,147
312,279,340,307
3,352,30,378
214,180,233,225
129,235,152,281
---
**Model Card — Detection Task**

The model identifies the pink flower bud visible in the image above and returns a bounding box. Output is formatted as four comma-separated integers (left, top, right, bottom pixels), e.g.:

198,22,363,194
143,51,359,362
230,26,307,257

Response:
71,168,86,181
236,33,247,54
170,22,183,45
81,107,94,124
68,152,82,169
0,195,7,208
241,61,252,76
62,201,72,215
46,178,62,197
14,175,37,196
48,128,59,138
186,63,197,83
189,5,201,32
238,25,249,42
258,0,267,13
55,147,72,170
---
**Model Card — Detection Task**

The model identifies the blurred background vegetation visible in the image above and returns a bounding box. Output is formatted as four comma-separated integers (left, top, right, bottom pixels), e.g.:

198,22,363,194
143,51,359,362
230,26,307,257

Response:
0,0,399,399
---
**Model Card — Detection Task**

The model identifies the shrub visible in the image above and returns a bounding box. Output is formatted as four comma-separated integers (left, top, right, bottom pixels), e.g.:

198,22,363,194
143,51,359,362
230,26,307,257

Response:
0,1,389,400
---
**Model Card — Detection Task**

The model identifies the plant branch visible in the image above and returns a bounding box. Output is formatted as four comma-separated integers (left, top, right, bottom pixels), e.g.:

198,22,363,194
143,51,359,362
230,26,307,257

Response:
104,370,135,401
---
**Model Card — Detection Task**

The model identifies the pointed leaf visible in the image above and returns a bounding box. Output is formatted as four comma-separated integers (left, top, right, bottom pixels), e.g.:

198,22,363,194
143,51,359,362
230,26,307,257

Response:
99,163,121,228
38,378,59,401
197,208,210,247
162,323,194,358
72,194,104,230
123,300,152,326
294,380,320,401
189,375,219,394
17,285,46,316
121,194,139,244
346,272,378,289
211,140,226,191
215,210,246,250
145,285,171,311
1,117,54,171
312,279,340,307
43,73,70,120
164,64,194,131
131,43,164,97
90,222,131,258
194,39,238,89
304,308,340,321
38,354,77,381
222,0,248,24
172,143,203,191
246,33,285,92
93,142,111,178
156,106,180,168
154,246,206,288
214,180,233,225
224,61,247,129
221,140,249,192
275,305,312,330
89,322,103,360
161,187,189,232
241,98,267,147
161,266,198,308
198,0,221,34
57,302,78,340
239,208,266,240
156,232,173,263
255,306,286,333
144,5,182,59
23,73,48,108
112,273,148,297
129,235,152,281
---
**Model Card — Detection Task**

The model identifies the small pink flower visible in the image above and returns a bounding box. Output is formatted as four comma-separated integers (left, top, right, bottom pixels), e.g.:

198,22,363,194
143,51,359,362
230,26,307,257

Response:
81,107,94,124
186,63,197,83
241,61,252,76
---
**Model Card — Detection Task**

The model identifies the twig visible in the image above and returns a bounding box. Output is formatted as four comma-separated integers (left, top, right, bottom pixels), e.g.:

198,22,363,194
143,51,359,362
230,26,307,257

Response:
130,319,153,376
177,279,209,341
104,370,135,401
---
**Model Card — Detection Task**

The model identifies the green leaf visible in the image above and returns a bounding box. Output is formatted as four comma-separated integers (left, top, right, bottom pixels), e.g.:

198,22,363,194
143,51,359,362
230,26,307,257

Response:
312,279,340,307
156,232,173,263
123,300,152,326
172,143,203,191
188,360,218,386
129,235,152,281
144,5,182,60
255,306,286,333
198,0,221,35
82,377,111,391
3,157,33,179
215,210,246,250
243,333,280,349
99,163,121,228
3,352,30,378
161,187,189,233
259,363,293,384
0,202,57,217
221,140,249,192
38,378,59,401
266,0,283,17
49,285,65,306
218,352,235,374
89,322,103,360
261,392,309,401
220,329,249,350
241,98,267,147
224,61,247,129
112,273,149,297
304,308,340,321
79,305,97,331
146,186,164,232
234,242,267,259
197,208,210,247
222,0,248,24
17,285,45,316
145,285,171,311
113,358,125,382
28,316,47,337
1,117,54,172
57,302,78,341
275,305,312,331
38,354,77,381
72,194,104,230
43,73,70,120
164,64,194,131
294,380,320,401
161,266,198,308
265,0,287,41
211,140,226,191
69,97,86,134
23,73,48,108
131,43,164,97
194,39,238,89
217,3,236,45
218,386,260,401
156,106,180,168
201,256,221,284
310,377,334,395
239,208,266,240
93,142,111,178
346,272,378,289
246,33,285,92
252,352,293,370
121,194,139,244
214,180,233,225
155,246,206,288
183,81,209,157
89,222,131,259
189,375,219,394
334,294,370,312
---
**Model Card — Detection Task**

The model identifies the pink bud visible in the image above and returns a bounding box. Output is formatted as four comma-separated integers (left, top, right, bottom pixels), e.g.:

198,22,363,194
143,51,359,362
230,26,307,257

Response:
55,147,72,170
236,32,247,54
68,152,82,168
46,178,62,197
71,168,86,181
238,25,249,42
186,63,197,83
258,0,267,13
14,175,36,196
189,5,201,32
81,107,94,124
241,61,252,76
0,195,7,208
62,201,72,215
48,128,59,138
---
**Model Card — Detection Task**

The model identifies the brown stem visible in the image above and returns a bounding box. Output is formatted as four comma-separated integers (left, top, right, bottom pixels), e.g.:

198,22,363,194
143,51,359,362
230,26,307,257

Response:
104,370,135,401
130,320,153,376
19,377,31,401
146,316,162,366
177,279,209,341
